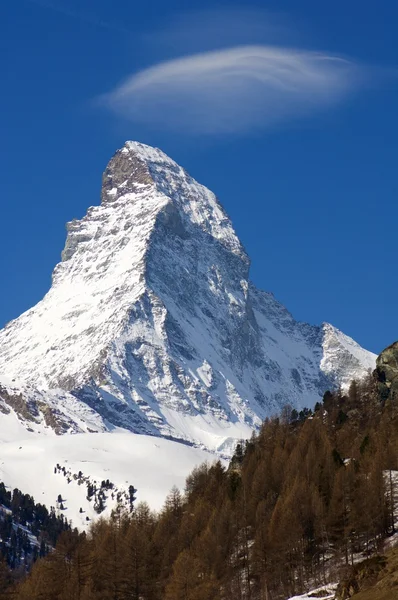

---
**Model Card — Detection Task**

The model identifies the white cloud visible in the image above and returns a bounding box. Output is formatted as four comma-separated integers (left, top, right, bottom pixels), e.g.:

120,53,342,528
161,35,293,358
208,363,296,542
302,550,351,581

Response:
101,45,363,135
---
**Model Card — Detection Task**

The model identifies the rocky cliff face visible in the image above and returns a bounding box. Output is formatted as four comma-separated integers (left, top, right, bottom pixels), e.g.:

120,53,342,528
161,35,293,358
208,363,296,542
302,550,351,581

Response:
375,341,398,403
0,142,376,452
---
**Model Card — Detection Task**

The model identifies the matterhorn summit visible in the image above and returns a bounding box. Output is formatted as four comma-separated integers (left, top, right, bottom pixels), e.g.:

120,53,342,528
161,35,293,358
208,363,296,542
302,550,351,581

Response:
0,142,376,452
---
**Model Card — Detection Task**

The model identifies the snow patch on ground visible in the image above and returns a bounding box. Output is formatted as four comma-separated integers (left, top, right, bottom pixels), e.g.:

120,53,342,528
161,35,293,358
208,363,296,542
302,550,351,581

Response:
287,583,337,600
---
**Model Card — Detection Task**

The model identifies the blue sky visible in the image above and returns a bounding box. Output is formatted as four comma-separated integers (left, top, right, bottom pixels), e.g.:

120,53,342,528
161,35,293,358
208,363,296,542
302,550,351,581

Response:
2,0,398,354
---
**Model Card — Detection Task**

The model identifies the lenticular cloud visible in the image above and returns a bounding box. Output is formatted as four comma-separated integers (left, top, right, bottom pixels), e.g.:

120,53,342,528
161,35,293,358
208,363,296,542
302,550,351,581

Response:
102,45,361,134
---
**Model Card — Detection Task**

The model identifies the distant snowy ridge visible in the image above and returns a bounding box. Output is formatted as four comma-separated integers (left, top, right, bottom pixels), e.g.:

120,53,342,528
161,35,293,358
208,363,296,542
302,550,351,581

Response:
0,141,376,452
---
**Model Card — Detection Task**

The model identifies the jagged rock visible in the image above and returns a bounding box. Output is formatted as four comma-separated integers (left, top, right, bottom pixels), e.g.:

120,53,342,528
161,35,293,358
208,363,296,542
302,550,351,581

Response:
0,385,38,422
0,142,376,451
375,341,398,403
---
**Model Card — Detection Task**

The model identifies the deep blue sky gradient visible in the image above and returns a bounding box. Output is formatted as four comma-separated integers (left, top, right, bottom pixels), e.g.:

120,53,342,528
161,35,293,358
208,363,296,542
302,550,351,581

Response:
2,0,398,354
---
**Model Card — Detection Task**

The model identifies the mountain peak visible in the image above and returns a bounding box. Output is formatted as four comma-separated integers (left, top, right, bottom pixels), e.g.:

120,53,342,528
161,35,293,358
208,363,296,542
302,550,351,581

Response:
0,141,247,392
101,141,179,205
0,142,376,449
123,140,178,165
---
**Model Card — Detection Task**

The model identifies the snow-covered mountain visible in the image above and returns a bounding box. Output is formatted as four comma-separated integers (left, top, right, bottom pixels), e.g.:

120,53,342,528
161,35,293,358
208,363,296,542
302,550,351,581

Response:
0,141,376,453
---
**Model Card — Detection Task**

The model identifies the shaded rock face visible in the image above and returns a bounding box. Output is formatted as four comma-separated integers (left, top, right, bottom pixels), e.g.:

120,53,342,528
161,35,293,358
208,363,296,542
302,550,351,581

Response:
0,142,377,451
375,341,398,402
0,385,77,434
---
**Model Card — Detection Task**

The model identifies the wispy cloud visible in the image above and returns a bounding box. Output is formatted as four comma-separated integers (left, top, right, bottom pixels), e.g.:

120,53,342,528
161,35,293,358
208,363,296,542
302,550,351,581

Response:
101,45,363,135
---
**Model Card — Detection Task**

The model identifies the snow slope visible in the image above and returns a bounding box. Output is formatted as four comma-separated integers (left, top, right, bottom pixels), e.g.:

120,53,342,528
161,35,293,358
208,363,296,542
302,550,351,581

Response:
0,141,376,451
0,411,217,530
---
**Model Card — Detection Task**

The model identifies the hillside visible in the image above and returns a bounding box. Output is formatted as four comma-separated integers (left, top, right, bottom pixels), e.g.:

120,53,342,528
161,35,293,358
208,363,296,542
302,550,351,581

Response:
6,367,398,600
335,549,398,599
0,420,217,531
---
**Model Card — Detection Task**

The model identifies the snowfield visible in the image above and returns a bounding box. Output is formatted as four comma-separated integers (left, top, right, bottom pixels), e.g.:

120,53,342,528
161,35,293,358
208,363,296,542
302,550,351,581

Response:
0,412,218,530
